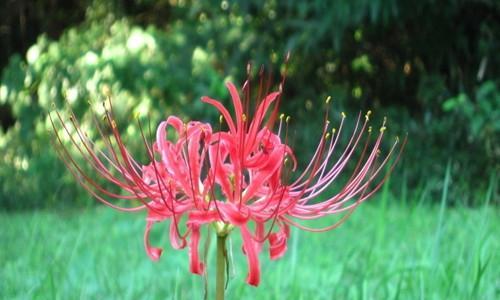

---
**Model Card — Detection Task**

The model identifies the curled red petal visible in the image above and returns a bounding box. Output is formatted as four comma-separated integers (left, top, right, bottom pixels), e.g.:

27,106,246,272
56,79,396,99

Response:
169,220,187,249
240,225,260,286
268,222,290,260
201,96,237,133
226,82,243,131
247,91,280,146
188,224,205,275
144,221,162,261
243,145,285,202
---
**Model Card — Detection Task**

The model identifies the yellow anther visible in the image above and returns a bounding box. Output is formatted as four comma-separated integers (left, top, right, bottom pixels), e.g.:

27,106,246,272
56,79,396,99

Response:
283,158,289,165
280,113,285,120
326,120,330,125
365,110,372,121
219,115,223,124
286,116,291,123
332,128,336,134
242,113,247,122
368,126,372,133
341,112,346,118
325,132,331,139
325,96,332,104
395,136,400,143
380,126,386,133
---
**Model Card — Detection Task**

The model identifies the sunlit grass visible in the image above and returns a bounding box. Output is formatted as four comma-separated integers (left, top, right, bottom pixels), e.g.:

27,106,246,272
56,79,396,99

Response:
1,189,498,300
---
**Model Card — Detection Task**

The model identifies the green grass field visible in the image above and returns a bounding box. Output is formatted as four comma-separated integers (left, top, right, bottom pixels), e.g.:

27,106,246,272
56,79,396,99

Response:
1,192,498,300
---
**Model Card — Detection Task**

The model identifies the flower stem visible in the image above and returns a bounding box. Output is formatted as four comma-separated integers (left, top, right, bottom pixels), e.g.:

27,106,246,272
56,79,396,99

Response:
216,234,227,300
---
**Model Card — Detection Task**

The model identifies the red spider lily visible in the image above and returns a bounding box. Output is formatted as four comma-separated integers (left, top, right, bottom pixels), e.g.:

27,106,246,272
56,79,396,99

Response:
50,68,405,288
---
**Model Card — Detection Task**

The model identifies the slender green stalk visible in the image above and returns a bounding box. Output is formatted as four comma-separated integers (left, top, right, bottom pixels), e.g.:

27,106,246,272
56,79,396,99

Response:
216,235,227,300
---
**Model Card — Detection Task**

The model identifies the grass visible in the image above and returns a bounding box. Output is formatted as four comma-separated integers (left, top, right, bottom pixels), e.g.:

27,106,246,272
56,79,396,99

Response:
1,193,498,300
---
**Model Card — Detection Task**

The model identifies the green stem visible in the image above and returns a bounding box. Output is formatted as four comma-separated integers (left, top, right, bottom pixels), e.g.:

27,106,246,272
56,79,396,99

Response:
216,235,227,300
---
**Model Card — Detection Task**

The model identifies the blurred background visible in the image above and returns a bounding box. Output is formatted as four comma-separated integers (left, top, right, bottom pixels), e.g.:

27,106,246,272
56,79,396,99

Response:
0,0,498,299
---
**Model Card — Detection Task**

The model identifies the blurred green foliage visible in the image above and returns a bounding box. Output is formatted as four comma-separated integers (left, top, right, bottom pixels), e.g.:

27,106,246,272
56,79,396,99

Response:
0,15,226,209
0,0,499,209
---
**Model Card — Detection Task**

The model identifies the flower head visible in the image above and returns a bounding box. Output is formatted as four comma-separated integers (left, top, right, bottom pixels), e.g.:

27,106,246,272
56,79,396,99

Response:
50,65,405,287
